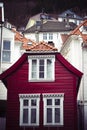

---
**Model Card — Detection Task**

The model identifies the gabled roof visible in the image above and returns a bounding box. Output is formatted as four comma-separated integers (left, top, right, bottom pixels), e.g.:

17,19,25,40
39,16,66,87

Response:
26,13,56,29
61,34,69,43
61,20,87,45
0,53,83,93
70,20,87,43
12,28,38,47
24,21,77,33
58,9,83,20
12,28,29,44
23,41,58,51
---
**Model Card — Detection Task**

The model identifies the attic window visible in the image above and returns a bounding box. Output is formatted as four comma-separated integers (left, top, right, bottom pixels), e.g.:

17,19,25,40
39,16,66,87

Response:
28,55,55,82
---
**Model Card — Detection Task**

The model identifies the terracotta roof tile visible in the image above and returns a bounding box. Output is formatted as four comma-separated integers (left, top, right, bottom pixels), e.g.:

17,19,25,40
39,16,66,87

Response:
61,34,69,44
72,20,87,44
12,28,29,44
63,20,87,44
25,41,58,51
12,29,37,49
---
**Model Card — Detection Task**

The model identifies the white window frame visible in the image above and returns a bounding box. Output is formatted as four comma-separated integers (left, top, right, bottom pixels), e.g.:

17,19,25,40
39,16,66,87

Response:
49,33,53,40
2,40,11,62
19,94,40,126
28,55,55,82
43,33,47,40
43,93,64,126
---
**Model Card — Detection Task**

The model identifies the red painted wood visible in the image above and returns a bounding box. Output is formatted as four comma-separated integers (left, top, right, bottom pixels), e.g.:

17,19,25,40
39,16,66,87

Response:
0,53,83,130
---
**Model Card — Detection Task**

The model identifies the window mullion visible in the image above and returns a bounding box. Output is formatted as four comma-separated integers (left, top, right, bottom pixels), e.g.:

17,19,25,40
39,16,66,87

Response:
44,59,47,79
53,99,55,124
37,59,39,79
37,99,40,125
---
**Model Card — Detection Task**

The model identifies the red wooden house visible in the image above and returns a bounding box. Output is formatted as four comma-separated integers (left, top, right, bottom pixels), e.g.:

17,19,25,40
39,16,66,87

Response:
0,41,83,130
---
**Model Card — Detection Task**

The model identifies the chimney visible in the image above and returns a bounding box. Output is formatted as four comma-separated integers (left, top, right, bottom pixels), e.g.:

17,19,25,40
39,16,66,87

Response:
0,2,4,23
65,13,70,28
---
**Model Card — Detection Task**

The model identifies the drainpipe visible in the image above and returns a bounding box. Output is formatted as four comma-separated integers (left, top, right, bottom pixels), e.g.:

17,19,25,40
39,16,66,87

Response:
0,2,4,73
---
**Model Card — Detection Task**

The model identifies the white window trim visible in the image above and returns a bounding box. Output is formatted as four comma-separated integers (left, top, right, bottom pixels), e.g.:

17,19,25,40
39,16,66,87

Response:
2,39,11,62
28,55,55,82
43,93,64,126
19,94,40,127
43,33,47,40
49,33,53,40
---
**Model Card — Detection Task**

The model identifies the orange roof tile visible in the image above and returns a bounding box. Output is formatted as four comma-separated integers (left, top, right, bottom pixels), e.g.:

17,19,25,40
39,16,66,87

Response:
61,34,69,44
12,28,30,44
61,20,87,45
70,20,87,35
12,28,37,48
25,41,58,51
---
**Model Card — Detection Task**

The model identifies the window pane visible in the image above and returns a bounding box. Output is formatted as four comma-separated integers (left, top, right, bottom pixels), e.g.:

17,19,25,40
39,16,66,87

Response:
3,40,10,50
39,65,44,71
43,33,47,40
39,59,44,78
2,51,10,62
23,100,28,106
47,108,52,123
40,59,44,65
39,72,44,78
31,99,36,106
47,99,52,105
32,60,37,78
49,33,53,40
32,60,37,71
55,108,60,123
32,72,37,78
55,99,60,105
23,109,28,123
31,109,36,123
47,59,52,78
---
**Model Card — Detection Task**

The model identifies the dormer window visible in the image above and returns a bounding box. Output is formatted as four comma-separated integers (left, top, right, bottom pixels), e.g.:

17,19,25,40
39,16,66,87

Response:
28,55,55,82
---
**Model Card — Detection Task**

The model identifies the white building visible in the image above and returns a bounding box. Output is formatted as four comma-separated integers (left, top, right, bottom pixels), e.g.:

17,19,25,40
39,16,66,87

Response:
24,19,77,52
58,9,83,25
0,21,29,130
60,20,87,130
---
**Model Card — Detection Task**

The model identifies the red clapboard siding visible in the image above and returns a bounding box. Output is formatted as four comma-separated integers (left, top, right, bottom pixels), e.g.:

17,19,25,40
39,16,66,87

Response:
0,53,82,130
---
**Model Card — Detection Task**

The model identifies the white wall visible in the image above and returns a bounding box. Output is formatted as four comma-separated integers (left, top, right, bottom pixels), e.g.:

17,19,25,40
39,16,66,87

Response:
24,32,67,51
0,27,22,100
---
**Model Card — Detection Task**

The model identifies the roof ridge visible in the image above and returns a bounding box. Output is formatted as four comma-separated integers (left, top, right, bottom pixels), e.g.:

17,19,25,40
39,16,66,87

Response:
25,41,58,51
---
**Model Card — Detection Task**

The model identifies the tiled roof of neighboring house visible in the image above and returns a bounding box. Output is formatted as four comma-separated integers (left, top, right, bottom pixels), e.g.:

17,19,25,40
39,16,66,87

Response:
26,13,56,29
23,41,58,51
61,20,87,46
58,9,83,20
12,28,29,44
24,21,77,33
61,34,69,44
12,28,37,47
70,20,87,43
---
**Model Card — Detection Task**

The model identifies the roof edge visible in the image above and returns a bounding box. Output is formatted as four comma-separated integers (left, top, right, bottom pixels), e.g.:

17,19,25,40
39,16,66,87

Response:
56,53,83,77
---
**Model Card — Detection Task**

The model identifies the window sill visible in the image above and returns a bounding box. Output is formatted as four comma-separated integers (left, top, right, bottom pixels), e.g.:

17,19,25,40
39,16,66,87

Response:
29,79,55,82
44,124,63,127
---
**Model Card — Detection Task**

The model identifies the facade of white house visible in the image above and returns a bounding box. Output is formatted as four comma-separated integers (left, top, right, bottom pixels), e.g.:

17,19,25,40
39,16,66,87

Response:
25,31,65,52
0,19,33,129
60,20,87,130
24,20,77,52
0,26,23,99
58,10,83,25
